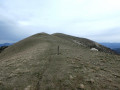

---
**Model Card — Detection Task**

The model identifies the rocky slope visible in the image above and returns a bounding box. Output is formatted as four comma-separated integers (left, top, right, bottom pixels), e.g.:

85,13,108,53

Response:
0,33,120,90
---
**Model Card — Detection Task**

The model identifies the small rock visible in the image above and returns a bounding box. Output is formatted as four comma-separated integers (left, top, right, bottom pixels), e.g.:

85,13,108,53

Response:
87,79,94,83
91,48,98,51
69,75,73,79
24,85,31,90
76,66,80,68
79,84,85,89
90,79,94,83
71,61,75,64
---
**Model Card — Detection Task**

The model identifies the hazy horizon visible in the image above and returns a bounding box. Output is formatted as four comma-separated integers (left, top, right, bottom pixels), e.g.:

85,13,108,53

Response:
0,0,120,43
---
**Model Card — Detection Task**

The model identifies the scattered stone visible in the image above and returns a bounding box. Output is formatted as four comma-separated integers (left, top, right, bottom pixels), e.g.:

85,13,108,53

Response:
90,79,94,83
76,66,80,68
24,85,31,90
78,84,85,89
69,75,73,79
112,74,120,78
71,61,75,64
87,79,95,83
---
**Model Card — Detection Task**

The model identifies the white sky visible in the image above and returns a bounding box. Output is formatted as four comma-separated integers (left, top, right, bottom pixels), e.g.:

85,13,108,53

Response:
0,0,120,43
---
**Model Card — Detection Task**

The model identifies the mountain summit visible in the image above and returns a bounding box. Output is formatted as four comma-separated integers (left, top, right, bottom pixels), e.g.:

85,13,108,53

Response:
0,33,120,90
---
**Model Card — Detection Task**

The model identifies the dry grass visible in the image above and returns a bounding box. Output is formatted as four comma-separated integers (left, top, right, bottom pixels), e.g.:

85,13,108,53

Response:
0,33,120,90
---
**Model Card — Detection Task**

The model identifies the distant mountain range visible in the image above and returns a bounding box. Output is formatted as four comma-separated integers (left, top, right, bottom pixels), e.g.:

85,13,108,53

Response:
0,43,13,47
100,43,120,54
113,48,120,54
0,43,13,53
100,43,120,49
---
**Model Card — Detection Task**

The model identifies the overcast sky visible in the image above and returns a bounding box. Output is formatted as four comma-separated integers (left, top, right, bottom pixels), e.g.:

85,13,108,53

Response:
0,0,120,43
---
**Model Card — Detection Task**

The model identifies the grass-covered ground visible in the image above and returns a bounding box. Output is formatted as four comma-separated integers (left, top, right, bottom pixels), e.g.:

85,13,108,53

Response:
0,33,120,90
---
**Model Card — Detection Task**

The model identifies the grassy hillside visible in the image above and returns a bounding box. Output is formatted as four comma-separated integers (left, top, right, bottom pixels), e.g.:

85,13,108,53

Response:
0,33,120,90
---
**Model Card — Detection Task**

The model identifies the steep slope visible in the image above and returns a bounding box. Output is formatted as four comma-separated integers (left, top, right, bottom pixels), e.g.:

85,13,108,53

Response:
0,33,120,90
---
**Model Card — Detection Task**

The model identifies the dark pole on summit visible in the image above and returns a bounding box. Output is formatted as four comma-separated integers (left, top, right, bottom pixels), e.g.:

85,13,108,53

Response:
57,45,59,55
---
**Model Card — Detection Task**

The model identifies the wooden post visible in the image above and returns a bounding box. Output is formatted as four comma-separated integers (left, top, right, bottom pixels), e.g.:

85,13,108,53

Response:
57,45,59,55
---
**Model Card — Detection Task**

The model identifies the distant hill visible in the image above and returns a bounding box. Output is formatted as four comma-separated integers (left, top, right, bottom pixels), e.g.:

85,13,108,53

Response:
0,33,120,90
